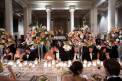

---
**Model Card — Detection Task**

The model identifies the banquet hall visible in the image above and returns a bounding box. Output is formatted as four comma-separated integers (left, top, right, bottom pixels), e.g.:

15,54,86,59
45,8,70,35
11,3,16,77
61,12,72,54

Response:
0,0,122,81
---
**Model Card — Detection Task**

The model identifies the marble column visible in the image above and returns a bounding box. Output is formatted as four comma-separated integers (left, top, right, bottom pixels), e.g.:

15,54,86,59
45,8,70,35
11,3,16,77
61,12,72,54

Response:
108,0,116,33
46,7,51,31
5,0,13,35
23,7,32,34
115,8,118,27
90,8,98,34
70,6,75,32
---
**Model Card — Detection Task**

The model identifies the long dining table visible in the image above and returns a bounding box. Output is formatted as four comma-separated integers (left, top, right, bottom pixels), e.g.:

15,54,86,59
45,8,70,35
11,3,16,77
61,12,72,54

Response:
1,60,122,81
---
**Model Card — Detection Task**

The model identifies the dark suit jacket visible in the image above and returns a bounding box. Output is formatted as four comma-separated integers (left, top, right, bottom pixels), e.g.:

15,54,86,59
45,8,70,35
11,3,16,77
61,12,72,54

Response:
110,45,119,58
22,51,36,61
83,52,97,61
82,46,98,61
106,77,122,81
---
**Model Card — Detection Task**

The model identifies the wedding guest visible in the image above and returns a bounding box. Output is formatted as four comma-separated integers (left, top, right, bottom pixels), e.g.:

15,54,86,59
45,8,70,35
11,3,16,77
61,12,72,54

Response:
58,43,67,61
73,46,80,61
22,47,36,61
95,34,102,45
82,45,89,61
62,61,87,81
44,46,58,60
82,46,98,61
14,48,24,61
66,46,74,61
98,47,110,61
7,44,16,56
3,47,13,60
103,59,122,81
110,41,119,60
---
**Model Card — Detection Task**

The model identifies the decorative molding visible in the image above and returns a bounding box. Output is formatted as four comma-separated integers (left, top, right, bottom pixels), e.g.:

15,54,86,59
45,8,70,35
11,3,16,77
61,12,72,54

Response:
29,0,93,10
14,0,28,8
95,0,107,7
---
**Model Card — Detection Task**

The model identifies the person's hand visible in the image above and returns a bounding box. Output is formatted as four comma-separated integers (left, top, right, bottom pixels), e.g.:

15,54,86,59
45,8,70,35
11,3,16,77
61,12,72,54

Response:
7,65,16,80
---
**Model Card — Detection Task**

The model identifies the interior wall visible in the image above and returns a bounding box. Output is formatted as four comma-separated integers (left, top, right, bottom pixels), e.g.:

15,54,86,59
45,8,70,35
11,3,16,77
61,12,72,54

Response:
98,6,122,33
118,7,122,28
0,0,5,28
98,11,108,33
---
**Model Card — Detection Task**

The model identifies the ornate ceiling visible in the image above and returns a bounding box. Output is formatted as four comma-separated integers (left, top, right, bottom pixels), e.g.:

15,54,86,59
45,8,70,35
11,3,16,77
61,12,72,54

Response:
15,0,96,10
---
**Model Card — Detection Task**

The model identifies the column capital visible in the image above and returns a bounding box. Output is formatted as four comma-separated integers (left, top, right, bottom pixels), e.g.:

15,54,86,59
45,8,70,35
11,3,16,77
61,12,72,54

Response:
69,5,75,12
46,5,51,12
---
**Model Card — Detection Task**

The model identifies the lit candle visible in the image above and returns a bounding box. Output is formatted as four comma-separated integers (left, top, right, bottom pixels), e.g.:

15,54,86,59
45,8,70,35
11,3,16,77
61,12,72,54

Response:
13,64,17,67
68,60,72,67
48,62,51,67
44,62,48,67
56,63,59,67
97,60,101,65
100,61,103,66
63,63,67,67
83,64,87,68
52,60,56,65
83,60,87,64
60,62,64,67
32,64,35,67
87,62,92,67
34,60,38,65
8,61,14,66
29,63,33,67
23,61,28,66
92,61,96,66
16,60,20,64
18,63,23,67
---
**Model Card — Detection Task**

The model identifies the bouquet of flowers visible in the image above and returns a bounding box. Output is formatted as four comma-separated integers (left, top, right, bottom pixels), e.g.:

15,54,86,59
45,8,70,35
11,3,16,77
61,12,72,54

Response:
68,26,95,47
39,75,48,81
91,74,102,81
0,28,15,48
26,25,53,47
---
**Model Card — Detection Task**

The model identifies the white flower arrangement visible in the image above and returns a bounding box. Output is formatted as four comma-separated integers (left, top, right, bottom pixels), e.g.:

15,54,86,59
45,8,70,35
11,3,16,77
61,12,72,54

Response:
63,44,72,51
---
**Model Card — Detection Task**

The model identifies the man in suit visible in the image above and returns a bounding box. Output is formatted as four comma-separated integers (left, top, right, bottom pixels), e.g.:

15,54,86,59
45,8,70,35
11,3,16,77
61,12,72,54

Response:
22,48,36,61
82,45,98,61
103,59,122,81
110,42,119,60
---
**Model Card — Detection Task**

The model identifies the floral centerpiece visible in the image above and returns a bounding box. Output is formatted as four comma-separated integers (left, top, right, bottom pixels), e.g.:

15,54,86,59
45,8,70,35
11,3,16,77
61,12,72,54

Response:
26,25,53,46
108,27,120,42
25,25,53,60
0,28,15,48
39,75,48,81
0,28,6,48
67,26,95,47
91,74,102,81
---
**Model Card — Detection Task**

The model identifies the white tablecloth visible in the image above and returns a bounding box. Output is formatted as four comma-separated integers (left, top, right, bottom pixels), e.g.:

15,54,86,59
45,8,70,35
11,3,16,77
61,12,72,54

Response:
2,61,122,81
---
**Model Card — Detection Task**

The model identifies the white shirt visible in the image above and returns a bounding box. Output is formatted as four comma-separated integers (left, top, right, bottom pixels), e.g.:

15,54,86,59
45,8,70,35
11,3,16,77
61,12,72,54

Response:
90,53,92,60
107,75,120,80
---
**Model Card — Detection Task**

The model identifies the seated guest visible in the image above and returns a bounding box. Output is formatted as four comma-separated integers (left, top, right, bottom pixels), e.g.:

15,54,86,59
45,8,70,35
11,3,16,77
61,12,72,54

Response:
3,47,13,60
110,41,119,60
22,48,35,61
14,48,24,61
98,47,110,61
82,46,98,61
103,59,122,81
62,61,87,81
8,44,16,55
44,47,58,60
73,47,80,61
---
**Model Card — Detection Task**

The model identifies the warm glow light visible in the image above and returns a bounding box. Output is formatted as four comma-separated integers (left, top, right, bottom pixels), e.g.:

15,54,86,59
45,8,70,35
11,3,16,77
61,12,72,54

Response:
65,1,79,8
